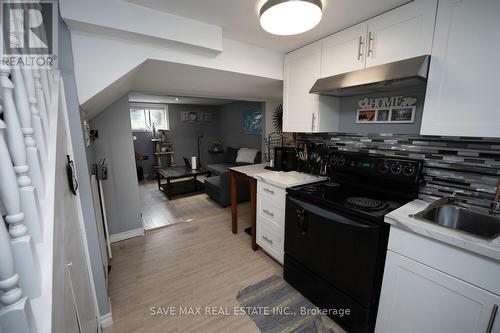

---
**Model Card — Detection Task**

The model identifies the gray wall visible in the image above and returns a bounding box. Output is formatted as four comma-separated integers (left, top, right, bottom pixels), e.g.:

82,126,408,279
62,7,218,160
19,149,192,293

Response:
132,131,155,176
132,102,263,173
58,15,110,315
338,89,426,134
133,104,221,175
168,104,222,166
218,101,263,150
91,95,142,235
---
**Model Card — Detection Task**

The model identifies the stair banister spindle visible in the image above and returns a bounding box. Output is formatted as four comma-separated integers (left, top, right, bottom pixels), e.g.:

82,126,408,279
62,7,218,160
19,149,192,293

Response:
0,119,41,300
9,33,46,196
0,214,38,333
0,65,43,244
8,35,35,149
22,67,48,168
0,214,24,307
0,118,27,240
33,70,49,140
15,4,48,165
0,64,30,188
39,69,51,117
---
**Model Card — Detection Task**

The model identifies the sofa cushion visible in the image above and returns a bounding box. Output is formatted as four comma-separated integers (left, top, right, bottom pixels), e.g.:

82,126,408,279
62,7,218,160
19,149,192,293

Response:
236,148,259,164
206,163,234,175
224,147,238,164
204,175,220,187
254,151,262,164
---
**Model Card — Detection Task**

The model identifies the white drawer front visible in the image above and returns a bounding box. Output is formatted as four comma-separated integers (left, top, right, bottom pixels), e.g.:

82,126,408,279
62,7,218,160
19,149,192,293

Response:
257,197,284,228
257,181,286,202
257,218,284,264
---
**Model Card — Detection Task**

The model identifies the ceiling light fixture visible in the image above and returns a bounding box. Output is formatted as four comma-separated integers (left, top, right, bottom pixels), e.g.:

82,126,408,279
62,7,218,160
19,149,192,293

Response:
260,0,323,36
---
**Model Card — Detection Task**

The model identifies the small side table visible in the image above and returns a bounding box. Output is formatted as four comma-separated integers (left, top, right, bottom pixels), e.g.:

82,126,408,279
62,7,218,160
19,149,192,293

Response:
208,150,224,163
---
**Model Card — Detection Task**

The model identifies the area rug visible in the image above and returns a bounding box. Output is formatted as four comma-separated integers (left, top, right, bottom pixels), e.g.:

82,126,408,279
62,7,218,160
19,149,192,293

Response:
236,275,335,333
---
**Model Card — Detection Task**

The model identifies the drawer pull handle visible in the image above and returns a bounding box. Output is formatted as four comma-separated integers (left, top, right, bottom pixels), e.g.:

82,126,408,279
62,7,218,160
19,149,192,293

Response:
264,188,275,194
486,304,498,333
262,236,273,244
263,209,274,217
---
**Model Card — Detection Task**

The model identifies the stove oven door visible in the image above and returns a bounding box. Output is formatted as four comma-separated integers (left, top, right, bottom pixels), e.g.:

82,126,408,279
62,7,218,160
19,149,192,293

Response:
285,196,385,311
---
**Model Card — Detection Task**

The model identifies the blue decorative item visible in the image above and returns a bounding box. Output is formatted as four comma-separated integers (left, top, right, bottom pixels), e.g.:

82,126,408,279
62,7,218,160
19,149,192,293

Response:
244,110,262,135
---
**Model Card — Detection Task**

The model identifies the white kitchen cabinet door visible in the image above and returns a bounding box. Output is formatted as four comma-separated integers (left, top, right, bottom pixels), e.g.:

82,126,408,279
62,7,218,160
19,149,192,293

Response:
366,0,437,68
283,42,321,133
321,22,367,78
283,42,339,133
420,0,500,137
376,251,500,333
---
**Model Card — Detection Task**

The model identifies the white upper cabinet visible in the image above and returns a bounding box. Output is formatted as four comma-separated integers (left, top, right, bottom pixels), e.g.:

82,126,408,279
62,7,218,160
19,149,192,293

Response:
365,0,437,68
321,22,368,78
421,0,500,137
283,42,339,133
283,0,437,133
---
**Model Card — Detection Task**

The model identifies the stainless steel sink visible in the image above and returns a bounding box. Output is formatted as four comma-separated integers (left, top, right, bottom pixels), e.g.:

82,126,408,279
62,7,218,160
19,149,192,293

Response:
412,203,500,240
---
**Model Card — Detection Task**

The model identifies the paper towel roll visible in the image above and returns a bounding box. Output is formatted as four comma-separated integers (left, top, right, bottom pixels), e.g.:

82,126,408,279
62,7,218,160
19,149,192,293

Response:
191,156,197,170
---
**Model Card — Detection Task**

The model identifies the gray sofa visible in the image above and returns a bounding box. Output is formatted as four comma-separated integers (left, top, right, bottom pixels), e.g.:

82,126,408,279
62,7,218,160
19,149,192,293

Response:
205,147,261,207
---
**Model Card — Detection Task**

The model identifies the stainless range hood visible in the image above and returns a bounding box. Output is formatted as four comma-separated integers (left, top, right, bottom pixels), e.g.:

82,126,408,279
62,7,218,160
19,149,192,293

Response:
310,55,430,97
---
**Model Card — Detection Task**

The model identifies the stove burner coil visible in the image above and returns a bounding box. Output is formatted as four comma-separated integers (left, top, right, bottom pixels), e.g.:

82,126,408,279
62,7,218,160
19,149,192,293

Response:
346,197,388,211
322,182,341,188
301,186,323,193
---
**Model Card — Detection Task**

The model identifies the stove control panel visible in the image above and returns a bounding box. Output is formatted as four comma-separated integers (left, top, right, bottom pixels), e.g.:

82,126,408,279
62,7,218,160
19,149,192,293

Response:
328,152,422,184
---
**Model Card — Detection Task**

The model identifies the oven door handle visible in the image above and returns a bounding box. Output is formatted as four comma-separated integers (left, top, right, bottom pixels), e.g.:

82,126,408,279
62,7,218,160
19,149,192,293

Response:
289,197,378,229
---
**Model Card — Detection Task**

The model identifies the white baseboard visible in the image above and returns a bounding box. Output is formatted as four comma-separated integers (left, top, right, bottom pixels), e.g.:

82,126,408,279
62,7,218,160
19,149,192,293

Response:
110,228,144,243
100,312,113,329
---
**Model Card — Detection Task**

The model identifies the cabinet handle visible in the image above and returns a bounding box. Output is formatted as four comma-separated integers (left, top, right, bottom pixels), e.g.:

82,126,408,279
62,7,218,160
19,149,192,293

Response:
263,188,274,194
357,36,364,60
311,113,316,131
263,209,274,217
262,235,273,244
367,32,374,57
486,304,498,333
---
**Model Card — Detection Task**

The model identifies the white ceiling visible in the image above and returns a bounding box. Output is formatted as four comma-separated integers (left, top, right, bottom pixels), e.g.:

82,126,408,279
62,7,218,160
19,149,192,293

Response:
129,93,236,105
124,0,410,53
82,59,283,119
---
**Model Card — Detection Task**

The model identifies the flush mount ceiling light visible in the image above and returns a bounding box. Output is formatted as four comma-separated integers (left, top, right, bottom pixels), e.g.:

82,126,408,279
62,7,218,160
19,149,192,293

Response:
260,0,323,36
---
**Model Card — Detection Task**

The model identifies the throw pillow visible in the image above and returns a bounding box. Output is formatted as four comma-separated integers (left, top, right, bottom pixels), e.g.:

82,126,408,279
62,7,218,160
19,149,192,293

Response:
224,147,238,164
236,148,259,164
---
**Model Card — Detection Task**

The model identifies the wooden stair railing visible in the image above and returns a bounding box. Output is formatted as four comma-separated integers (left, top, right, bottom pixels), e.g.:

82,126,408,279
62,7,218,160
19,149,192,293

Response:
0,11,57,332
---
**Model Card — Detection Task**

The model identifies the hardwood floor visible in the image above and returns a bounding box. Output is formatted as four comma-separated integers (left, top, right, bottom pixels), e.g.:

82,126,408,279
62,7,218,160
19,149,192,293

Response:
108,182,346,333
139,178,220,231
104,207,281,333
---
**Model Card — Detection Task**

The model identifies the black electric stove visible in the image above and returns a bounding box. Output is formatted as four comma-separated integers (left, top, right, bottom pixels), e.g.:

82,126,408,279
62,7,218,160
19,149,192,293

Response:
287,180,408,222
284,151,423,333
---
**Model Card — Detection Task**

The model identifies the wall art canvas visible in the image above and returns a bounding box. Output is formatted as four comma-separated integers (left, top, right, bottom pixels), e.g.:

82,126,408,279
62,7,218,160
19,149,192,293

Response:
244,110,262,135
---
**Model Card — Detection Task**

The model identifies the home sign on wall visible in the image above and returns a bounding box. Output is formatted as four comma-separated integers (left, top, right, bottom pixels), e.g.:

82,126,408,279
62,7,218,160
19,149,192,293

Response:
181,111,213,123
356,96,417,124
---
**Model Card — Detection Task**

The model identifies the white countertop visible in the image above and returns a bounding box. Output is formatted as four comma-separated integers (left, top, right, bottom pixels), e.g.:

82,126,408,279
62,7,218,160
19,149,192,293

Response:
254,171,326,189
229,163,271,178
385,200,500,261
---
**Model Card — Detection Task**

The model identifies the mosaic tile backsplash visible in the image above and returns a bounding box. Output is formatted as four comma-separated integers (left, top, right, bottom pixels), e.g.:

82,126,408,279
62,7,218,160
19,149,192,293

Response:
296,133,500,213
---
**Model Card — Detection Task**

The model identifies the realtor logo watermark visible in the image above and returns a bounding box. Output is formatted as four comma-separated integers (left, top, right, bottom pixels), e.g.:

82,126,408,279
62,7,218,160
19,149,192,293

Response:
1,1,58,68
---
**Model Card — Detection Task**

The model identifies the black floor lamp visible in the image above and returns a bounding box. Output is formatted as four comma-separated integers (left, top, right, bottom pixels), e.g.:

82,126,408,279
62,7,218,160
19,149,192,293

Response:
197,133,204,167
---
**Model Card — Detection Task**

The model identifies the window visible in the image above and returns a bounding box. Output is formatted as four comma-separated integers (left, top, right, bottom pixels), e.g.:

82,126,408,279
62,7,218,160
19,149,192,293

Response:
130,105,169,131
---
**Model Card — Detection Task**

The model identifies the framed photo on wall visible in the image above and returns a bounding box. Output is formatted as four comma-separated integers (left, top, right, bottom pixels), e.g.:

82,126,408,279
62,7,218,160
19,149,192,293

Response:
356,96,417,124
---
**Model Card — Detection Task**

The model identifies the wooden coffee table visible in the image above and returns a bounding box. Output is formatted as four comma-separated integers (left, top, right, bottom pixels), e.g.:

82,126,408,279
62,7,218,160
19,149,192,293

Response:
156,166,211,199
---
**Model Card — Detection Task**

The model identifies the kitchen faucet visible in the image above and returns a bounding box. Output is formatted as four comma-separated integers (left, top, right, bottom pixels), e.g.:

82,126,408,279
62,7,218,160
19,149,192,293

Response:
489,180,500,216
